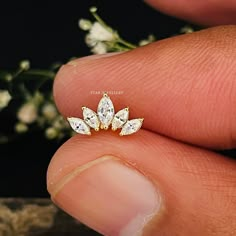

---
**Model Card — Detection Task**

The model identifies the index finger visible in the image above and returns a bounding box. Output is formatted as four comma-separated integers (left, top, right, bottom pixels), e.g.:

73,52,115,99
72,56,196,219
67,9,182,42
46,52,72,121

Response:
54,26,236,149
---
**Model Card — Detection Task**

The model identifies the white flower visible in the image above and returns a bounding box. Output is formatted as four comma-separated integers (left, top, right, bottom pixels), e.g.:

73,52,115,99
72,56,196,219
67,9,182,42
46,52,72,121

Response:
0,90,11,109
84,22,116,53
42,103,58,120
78,19,92,31
91,42,107,54
89,22,114,42
85,34,97,47
17,103,38,124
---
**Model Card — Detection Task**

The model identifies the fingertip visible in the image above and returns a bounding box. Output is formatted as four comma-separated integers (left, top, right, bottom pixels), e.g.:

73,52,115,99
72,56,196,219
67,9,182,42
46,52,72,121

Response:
53,26,236,149
47,129,236,235
145,0,236,25
47,131,165,236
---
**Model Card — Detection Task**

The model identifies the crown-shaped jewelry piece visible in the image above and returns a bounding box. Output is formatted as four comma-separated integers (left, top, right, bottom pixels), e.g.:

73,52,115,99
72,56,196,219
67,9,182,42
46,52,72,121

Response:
67,93,144,136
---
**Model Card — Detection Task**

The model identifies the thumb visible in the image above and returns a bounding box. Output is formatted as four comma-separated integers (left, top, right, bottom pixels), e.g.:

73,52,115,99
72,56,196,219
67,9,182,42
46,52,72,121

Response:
47,131,236,236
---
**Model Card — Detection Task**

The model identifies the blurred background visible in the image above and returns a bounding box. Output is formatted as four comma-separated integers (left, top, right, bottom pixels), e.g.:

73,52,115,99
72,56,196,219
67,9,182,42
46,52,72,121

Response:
0,0,189,198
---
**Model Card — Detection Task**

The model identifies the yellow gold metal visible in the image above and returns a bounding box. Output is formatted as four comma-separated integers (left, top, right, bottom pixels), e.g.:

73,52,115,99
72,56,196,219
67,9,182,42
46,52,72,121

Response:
103,125,109,130
67,94,143,136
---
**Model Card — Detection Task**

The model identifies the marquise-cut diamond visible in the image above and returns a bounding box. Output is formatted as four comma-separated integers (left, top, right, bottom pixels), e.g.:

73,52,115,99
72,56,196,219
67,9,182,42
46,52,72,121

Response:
97,93,114,129
82,107,100,131
112,108,129,130
120,118,143,136
67,93,144,136
67,117,91,135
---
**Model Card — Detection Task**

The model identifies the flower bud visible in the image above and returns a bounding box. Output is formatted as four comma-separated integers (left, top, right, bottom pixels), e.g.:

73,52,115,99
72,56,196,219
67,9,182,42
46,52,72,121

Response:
91,42,107,54
79,19,92,31
90,6,97,13
15,122,28,133
45,127,58,139
0,90,11,109
42,103,58,120
19,60,30,70
89,22,114,42
17,103,37,124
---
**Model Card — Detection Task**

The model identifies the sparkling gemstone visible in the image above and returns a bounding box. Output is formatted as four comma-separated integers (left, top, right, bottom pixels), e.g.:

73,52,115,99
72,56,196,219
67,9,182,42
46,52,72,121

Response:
112,108,129,130
67,117,91,135
97,94,114,129
82,107,100,130
120,118,144,136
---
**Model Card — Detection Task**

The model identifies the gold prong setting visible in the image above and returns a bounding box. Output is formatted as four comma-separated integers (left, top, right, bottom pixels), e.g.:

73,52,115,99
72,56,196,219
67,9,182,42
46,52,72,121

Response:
67,93,144,136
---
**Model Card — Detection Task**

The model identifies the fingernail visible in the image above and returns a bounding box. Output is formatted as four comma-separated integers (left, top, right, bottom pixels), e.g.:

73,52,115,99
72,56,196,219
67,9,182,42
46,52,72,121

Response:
50,156,162,236
67,52,124,66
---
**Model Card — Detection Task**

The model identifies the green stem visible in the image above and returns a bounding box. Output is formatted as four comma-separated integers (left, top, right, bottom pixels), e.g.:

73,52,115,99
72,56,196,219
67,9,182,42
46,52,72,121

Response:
112,44,131,52
12,68,24,79
19,83,31,100
90,8,137,50
90,9,110,30
117,38,137,49
24,70,55,79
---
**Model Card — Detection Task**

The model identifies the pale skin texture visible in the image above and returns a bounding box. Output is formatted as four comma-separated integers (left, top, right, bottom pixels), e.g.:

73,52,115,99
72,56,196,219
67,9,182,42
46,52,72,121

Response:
47,1,236,235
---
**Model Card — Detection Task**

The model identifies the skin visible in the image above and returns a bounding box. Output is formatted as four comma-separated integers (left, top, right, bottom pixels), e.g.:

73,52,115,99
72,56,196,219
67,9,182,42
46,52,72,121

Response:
145,0,236,25
47,1,236,235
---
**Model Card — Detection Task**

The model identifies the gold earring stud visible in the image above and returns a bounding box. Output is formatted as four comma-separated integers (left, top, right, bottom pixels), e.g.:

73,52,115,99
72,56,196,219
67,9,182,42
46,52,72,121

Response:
67,93,144,136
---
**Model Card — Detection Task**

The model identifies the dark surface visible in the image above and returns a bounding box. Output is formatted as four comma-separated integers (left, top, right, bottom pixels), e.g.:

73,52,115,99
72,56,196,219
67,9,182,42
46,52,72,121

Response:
0,0,186,68
0,0,235,197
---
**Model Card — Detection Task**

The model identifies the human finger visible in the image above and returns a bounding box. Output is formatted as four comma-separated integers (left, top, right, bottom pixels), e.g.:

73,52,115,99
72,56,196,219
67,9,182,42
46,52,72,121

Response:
54,26,236,149
47,130,236,235
145,0,236,25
